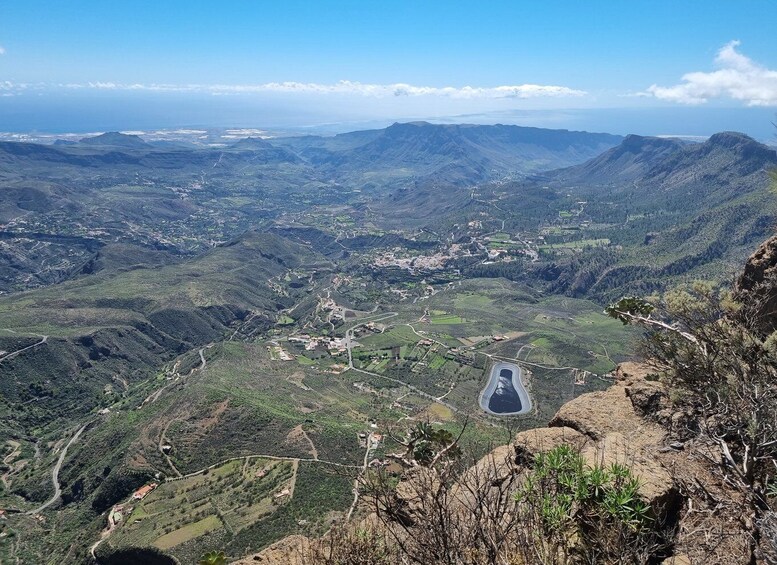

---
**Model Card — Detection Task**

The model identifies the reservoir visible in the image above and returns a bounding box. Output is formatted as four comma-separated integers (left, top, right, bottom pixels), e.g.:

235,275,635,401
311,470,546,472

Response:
479,361,532,416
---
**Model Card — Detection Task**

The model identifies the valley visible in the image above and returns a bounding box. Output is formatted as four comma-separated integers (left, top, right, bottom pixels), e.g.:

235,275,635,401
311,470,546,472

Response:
0,122,775,563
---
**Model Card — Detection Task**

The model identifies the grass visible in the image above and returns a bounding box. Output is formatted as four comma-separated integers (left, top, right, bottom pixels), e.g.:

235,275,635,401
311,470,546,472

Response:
424,403,455,421
154,515,223,550
453,293,494,310
428,354,447,370
277,315,296,325
114,457,295,552
430,314,465,325
295,355,315,366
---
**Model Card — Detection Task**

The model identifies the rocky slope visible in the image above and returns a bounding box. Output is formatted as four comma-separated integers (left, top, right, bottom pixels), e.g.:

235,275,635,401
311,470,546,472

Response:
238,361,761,564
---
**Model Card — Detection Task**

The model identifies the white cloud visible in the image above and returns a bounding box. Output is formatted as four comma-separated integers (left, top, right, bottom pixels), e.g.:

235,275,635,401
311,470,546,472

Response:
0,79,585,99
215,81,586,99
645,41,777,106
0,46,5,55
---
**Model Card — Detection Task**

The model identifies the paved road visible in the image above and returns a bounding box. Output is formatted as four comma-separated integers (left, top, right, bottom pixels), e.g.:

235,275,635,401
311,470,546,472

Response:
27,424,87,515
344,312,460,414
0,334,48,364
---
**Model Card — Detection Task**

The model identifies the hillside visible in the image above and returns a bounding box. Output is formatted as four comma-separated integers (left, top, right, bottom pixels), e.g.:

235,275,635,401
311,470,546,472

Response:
479,132,777,302
277,121,623,186
239,362,763,565
0,122,623,293
0,231,332,435
1,123,776,564
79,132,153,149
548,134,686,184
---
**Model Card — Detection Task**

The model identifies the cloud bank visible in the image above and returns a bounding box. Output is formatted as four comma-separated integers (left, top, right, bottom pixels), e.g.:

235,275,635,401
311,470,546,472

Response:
0,79,586,99
646,41,777,106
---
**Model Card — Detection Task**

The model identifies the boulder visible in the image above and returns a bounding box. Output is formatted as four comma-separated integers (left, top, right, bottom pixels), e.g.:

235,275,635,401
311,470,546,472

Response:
625,377,669,416
581,432,677,510
513,426,586,467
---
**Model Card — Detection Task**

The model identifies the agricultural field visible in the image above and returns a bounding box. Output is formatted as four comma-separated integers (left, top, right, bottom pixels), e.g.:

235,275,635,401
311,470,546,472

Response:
108,457,354,563
323,277,636,428
112,458,295,550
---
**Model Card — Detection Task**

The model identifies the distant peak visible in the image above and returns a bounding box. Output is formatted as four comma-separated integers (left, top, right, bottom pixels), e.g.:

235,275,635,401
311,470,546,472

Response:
388,121,433,129
621,134,679,146
706,131,757,148
232,136,271,148
79,131,150,147
608,135,684,156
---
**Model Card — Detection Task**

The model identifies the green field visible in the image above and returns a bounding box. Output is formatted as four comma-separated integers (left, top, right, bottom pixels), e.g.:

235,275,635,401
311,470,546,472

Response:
430,314,465,324
110,457,294,552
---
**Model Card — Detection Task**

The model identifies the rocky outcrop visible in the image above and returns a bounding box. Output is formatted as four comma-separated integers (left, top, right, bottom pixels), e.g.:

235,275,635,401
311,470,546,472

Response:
514,426,587,466
520,361,756,564
239,361,759,565
534,363,677,512
735,234,777,335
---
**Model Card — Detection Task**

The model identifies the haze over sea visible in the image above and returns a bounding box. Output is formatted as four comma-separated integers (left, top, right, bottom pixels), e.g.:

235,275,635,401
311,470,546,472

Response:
2,1,776,140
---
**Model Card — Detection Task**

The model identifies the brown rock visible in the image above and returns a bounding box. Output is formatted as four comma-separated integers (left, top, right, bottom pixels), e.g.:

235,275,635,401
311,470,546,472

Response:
469,444,517,481
734,234,777,336
549,378,665,446
232,534,310,565
581,432,677,509
513,426,587,467
626,377,668,416
615,361,655,381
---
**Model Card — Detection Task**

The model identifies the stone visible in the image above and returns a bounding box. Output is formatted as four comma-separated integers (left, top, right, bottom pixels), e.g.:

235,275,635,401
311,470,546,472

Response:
513,426,587,467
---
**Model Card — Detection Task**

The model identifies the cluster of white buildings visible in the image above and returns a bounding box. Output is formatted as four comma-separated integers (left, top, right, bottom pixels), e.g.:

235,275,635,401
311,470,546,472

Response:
288,334,350,355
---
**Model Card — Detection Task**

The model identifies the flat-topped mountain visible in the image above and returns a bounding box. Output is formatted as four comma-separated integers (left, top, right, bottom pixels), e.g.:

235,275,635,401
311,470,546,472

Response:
79,131,151,149
277,121,623,182
229,136,303,163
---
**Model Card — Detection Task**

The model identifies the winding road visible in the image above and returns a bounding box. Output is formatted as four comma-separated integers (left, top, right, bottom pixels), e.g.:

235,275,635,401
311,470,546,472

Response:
27,424,88,515
0,334,48,364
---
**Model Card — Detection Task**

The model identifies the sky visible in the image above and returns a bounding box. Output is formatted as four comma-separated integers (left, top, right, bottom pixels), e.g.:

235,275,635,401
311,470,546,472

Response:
1,1,776,138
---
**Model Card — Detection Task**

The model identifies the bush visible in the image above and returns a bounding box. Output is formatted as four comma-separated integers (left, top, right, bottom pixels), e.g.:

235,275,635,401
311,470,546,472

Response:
607,284,777,493
351,425,664,565
518,445,658,563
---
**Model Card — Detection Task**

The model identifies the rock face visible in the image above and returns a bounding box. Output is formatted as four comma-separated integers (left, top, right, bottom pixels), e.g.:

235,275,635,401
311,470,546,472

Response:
232,534,310,565
735,234,777,335
542,364,676,511
521,362,755,565
513,426,587,467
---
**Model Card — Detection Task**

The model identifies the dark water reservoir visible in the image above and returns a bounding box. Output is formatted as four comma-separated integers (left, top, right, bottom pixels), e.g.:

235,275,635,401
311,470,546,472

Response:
479,361,532,416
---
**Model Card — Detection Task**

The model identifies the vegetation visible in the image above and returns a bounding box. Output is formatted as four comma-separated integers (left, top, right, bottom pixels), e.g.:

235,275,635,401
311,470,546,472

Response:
198,550,227,565
2,123,776,562
516,445,659,564
307,430,662,565
607,283,777,503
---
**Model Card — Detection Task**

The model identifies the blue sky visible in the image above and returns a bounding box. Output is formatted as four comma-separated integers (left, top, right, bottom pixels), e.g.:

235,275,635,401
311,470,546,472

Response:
1,1,776,137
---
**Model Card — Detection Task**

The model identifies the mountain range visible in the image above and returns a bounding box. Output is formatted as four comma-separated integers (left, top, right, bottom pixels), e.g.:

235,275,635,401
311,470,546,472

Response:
1,121,777,564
